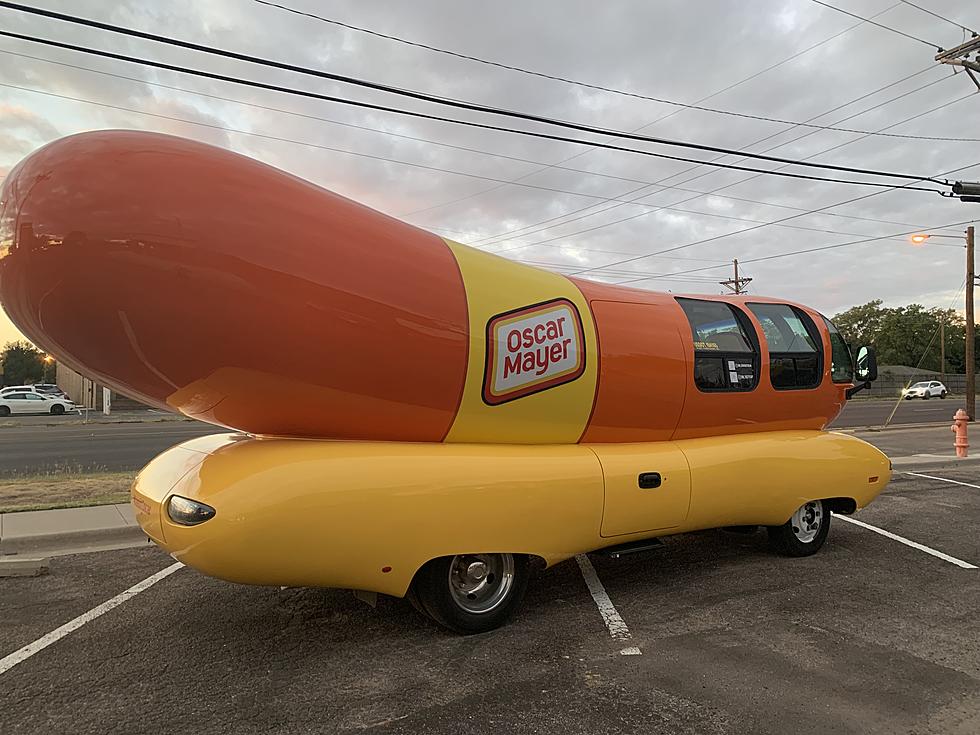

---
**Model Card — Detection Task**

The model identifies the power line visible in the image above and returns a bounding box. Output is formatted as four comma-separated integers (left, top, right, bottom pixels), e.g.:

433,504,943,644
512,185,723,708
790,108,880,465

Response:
810,0,943,48
0,32,947,194
0,47,942,230
569,158,980,280
0,4,952,185
484,74,965,254
611,218,977,286
251,0,975,143
468,62,946,247
401,1,910,218
898,0,977,35
3,75,943,258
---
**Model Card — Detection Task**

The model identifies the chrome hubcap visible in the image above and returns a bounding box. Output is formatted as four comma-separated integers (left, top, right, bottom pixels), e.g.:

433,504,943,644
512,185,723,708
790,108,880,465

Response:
448,554,514,614
790,501,823,543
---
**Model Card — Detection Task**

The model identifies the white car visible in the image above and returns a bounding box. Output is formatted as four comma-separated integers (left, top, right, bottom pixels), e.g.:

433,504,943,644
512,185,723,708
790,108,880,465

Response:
902,381,948,400
0,385,59,398
0,390,77,416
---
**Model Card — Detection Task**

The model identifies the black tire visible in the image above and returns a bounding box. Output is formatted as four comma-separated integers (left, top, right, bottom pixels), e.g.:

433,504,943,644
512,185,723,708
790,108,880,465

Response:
904,395,912,400
940,391,947,399
411,553,529,635
50,403,66,415
922,393,929,400
767,500,830,557
0,406,9,416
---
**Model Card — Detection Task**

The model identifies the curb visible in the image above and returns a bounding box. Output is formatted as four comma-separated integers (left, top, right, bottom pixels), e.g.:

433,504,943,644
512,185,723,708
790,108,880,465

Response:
1,526,149,558
0,556,49,577
836,421,954,433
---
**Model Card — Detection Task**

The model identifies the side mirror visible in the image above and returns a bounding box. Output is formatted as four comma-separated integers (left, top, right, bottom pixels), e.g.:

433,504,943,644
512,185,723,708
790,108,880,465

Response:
855,345,878,382
846,345,877,399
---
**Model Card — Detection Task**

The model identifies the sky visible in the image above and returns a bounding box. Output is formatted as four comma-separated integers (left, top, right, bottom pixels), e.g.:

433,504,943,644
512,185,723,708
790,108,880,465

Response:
1,0,978,347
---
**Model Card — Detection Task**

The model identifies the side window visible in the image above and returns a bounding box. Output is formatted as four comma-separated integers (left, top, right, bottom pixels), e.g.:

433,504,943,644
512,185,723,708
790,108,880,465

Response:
677,298,758,392
747,303,822,390
821,316,854,383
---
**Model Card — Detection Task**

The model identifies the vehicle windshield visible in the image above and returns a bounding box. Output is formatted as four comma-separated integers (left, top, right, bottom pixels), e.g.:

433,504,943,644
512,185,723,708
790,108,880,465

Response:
910,382,930,388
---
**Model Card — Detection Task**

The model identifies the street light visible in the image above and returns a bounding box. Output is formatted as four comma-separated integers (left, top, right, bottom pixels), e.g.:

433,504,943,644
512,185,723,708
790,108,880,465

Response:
911,227,976,419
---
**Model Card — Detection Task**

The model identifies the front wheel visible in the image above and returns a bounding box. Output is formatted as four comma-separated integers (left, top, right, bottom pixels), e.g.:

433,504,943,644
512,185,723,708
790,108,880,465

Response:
50,404,66,415
922,393,930,400
940,391,947,399
0,406,9,417
767,500,830,557
411,553,529,634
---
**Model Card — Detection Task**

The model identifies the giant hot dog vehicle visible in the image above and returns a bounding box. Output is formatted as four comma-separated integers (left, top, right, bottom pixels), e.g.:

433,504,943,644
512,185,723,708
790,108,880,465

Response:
0,132,889,633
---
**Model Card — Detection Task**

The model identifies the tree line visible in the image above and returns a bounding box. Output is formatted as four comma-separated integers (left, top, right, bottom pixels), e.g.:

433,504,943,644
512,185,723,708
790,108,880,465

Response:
0,341,57,386
832,300,979,374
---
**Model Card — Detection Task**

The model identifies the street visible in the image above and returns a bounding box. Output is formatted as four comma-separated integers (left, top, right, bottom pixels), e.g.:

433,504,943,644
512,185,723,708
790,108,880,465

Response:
0,398,966,477
0,421,220,477
829,397,966,428
1,466,978,734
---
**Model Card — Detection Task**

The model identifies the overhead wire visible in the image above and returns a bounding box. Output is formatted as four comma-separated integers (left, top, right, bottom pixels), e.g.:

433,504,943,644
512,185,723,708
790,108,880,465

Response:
400,0,912,218
810,0,944,48
0,47,938,231
485,74,968,255
0,31,948,194
0,3,953,185
897,0,977,35
251,0,976,142
570,158,980,281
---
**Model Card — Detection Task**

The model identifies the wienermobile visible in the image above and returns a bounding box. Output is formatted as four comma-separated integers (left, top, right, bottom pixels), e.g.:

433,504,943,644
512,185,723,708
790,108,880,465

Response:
0,131,889,633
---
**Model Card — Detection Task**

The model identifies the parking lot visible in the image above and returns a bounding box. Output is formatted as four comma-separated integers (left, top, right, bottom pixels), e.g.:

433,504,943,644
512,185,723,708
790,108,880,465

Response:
1,466,978,734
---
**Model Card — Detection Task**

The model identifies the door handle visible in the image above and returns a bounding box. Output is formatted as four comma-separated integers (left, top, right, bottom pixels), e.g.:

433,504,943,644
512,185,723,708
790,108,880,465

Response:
638,472,662,489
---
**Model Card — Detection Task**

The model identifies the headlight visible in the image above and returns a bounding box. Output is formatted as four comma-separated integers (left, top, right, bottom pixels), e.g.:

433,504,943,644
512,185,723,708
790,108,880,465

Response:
167,495,216,526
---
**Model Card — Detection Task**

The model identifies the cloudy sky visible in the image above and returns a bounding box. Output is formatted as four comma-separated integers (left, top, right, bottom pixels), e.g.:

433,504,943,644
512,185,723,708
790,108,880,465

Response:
1,0,978,347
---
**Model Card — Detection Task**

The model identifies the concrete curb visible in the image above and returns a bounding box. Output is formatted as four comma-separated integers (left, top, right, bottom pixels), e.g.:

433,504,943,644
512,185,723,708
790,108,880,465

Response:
1,525,149,558
835,421,954,434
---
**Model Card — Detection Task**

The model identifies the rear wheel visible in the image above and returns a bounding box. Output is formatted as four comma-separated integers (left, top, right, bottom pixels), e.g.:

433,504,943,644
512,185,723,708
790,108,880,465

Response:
940,391,948,399
50,404,65,415
411,553,528,634
922,393,930,400
767,500,830,557
0,406,9,416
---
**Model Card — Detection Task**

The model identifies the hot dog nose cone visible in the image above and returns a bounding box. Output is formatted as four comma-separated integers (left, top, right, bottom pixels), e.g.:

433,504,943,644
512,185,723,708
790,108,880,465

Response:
0,131,469,439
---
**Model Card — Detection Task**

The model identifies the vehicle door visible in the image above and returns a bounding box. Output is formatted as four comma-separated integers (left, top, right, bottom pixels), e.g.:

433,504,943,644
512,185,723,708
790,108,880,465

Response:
931,382,942,397
25,394,50,412
5,392,32,414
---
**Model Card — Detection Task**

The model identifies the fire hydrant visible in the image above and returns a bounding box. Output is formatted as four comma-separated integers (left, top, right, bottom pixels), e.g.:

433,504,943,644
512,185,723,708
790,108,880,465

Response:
951,409,969,458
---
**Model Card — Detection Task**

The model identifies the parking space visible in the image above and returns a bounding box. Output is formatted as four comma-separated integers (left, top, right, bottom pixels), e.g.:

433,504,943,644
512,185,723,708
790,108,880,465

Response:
1,470,978,734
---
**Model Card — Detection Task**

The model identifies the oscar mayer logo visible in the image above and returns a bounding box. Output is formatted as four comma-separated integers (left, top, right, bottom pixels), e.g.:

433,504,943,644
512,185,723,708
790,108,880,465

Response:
483,298,586,405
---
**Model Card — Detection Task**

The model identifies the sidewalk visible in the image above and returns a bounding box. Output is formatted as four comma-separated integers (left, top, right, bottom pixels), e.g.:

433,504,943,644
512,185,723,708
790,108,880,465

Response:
0,503,147,558
849,425,979,469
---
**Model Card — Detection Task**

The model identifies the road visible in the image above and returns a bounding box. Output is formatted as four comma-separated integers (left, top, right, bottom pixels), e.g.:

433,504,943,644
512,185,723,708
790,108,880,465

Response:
2,467,978,734
0,397,964,476
0,421,220,477
830,397,964,428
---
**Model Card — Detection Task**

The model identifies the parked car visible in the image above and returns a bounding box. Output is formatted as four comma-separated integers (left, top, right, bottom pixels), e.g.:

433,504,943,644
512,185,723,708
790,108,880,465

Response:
902,381,948,400
32,383,69,398
0,391,76,416
1,385,67,399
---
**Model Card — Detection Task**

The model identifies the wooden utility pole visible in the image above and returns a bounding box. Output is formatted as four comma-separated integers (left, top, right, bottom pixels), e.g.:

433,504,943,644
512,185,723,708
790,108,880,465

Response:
967,225,976,420
720,259,752,295
940,321,945,381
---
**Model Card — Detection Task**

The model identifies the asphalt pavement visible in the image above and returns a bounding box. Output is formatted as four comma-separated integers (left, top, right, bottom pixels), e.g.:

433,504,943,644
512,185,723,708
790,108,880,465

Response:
1,466,978,734
830,396,966,428
0,421,220,477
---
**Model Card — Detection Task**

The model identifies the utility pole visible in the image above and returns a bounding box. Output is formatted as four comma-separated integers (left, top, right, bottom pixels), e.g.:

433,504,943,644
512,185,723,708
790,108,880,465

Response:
967,225,976,421
940,321,945,382
935,35,980,91
720,259,752,295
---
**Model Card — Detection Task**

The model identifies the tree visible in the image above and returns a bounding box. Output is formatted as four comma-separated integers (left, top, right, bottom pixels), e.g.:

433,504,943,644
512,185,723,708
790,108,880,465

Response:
0,341,46,386
831,301,977,373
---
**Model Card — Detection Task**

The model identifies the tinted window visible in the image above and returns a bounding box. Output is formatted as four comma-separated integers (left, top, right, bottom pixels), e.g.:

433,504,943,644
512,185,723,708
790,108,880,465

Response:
822,316,854,383
748,303,822,390
6,393,29,400
678,298,758,392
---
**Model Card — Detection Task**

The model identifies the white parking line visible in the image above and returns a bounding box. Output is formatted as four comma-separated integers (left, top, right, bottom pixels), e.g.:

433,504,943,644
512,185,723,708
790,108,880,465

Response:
834,515,977,569
903,472,980,490
0,562,183,677
575,554,640,655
